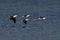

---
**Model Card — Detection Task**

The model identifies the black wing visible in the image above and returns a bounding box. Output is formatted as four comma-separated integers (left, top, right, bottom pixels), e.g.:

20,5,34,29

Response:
13,18,16,23
23,19,27,24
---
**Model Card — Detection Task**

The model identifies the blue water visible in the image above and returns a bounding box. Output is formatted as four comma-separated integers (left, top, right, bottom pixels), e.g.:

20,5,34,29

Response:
0,0,60,40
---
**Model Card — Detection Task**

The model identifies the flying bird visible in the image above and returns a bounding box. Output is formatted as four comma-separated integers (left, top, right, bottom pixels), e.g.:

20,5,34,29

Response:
38,16,47,20
21,14,30,28
10,15,17,23
21,14,30,24
33,16,47,20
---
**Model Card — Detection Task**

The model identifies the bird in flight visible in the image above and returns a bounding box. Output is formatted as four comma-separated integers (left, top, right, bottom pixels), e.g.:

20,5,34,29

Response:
10,15,17,23
33,16,47,20
21,14,30,28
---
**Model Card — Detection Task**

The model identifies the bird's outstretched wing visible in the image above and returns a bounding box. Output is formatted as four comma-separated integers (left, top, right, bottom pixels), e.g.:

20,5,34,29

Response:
13,18,16,23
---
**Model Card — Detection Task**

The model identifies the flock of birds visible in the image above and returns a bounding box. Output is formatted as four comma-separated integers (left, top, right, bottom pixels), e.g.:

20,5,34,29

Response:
10,14,47,28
